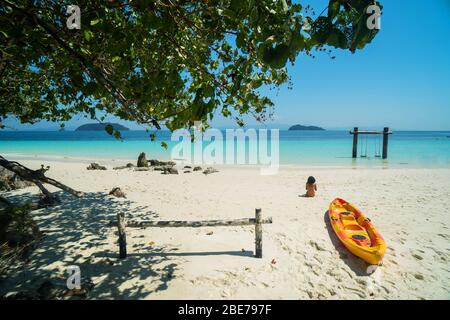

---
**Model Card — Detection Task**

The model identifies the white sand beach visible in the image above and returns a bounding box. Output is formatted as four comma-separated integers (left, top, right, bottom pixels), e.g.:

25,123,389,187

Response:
1,158,449,300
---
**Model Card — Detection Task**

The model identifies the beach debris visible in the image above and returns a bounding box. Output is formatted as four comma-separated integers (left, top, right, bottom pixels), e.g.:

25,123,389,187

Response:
153,165,172,171
37,279,68,299
137,152,148,167
193,166,202,171
148,241,155,246
162,167,178,175
134,167,152,171
271,258,277,265
183,165,192,169
184,170,191,173
86,163,107,170
206,231,214,235
37,278,94,300
0,167,34,191
113,163,134,170
203,167,219,175
109,187,126,198
149,159,175,167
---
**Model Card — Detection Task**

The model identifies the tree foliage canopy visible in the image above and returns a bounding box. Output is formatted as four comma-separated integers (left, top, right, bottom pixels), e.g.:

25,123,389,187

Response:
0,0,382,138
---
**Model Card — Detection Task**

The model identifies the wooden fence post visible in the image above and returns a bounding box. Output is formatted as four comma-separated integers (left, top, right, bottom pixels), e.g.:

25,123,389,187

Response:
255,208,262,258
382,127,389,159
117,212,127,259
352,127,359,158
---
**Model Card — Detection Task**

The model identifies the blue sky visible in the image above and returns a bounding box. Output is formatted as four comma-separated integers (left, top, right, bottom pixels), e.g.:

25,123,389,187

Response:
4,0,450,131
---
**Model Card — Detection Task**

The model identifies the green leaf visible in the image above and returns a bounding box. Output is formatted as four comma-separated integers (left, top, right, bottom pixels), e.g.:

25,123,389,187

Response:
327,28,348,49
203,86,215,98
84,30,94,41
290,32,305,52
90,19,101,26
262,44,290,69
328,1,341,20
281,0,289,13
105,124,114,135
236,32,246,49
161,141,168,149
350,12,379,52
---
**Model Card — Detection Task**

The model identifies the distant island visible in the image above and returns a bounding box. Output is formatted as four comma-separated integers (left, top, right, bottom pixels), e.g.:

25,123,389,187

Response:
288,124,325,131
75,123,130,131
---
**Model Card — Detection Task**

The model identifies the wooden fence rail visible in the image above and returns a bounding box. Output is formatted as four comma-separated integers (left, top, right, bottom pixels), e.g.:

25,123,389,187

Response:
116,208,271,259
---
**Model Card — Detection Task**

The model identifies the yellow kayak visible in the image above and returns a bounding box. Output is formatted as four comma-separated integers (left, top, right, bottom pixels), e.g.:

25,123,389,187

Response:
328,198,386,265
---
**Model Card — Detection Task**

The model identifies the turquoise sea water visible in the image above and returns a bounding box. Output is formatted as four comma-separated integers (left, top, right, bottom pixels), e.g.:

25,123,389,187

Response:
0,130,449,168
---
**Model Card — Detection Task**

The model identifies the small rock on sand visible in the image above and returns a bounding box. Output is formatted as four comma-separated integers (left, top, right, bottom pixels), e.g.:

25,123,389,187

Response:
113,163,134,170
154,165,172,171
203,167,218,175
37,278,94,300
109,187,126,198
134,167,152,171
149,159,176,167
86,163,107,170
162,167,178,175
137,152,148,167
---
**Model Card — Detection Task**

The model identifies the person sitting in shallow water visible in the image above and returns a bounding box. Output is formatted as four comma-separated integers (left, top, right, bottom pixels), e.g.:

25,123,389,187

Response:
305,176,317,198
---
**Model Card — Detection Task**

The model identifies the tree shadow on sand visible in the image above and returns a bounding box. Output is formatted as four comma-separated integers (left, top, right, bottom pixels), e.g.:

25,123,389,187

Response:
0,190,179,299
323,211,372,277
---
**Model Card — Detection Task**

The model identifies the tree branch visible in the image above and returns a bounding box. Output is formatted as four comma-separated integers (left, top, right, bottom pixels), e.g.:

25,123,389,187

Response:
1,0,162,128
0,155,83,198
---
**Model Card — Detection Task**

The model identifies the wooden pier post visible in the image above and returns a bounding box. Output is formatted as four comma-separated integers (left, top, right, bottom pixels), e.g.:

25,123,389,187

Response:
352,127,359,158
382,127,389,159
117,212,127,259
255,208,262,258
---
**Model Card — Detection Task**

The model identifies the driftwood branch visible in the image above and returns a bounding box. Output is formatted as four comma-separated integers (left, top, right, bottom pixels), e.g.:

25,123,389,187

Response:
125,217,273,228
0,155,83,198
